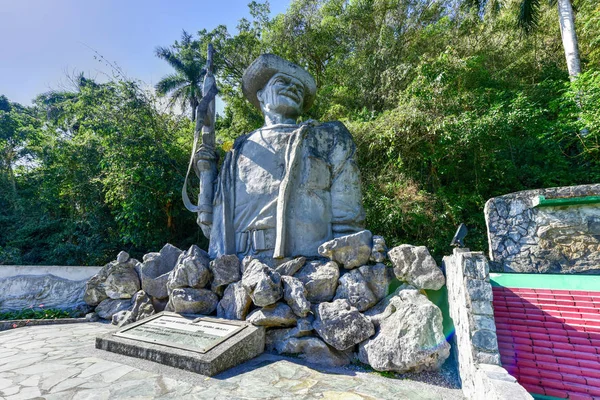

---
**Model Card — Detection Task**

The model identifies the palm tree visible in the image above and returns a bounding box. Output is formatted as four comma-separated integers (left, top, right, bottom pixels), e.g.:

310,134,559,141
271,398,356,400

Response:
155,31,206,121
518,0,581,78
466,0,582,78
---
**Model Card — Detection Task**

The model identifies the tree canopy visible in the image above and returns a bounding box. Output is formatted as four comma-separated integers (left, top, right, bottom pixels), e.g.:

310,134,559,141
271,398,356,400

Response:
1,0,599,265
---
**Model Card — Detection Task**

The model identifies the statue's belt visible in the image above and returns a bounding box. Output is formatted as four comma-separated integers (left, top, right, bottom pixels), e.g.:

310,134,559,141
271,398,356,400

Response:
236,228,277,254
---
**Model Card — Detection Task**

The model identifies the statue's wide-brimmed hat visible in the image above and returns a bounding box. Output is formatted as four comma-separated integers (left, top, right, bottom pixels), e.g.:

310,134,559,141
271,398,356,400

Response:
242,54,317,113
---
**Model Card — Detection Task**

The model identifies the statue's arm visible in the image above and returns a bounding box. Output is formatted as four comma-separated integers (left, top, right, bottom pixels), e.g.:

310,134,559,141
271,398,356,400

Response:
195,145,219,239
327,122,366,236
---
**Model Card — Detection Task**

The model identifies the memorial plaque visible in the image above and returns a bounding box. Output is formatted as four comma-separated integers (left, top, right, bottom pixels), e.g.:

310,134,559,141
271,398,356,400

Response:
114,312,246,354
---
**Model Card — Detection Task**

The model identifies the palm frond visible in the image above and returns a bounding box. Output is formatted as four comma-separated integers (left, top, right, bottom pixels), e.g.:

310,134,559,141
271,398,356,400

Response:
155,74,188,96
155,46,186,74
518,0,541,34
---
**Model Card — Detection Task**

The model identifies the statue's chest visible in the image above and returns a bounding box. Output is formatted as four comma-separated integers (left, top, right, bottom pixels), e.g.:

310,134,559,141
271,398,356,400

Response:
236,128,331,195
237,129,290,194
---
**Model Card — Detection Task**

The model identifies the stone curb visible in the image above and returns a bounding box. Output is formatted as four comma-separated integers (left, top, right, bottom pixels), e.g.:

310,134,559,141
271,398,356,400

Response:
0,317,90,331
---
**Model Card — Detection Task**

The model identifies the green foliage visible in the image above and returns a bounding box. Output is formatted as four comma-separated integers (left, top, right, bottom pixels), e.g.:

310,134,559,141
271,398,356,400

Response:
0,306,76,321
1,78,203,265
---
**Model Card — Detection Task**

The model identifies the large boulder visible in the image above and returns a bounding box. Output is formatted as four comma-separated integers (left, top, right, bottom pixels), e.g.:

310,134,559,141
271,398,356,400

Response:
313,299,375,351
104,263,141,300
370,235,387,263
274,336,353,367
358,285,450,373
112,290,155,327
167,246,212,292
168,288,219,314
85,253,142,304
388,244,445,290
318,230,373,269
84,267,110,306
246,303,297,328
217,281,252,320
96,298,132,320
274,257,306,276
333,269,377,312
358,263,395,301
281,276,310,317
241,259,282,307
210,255,241,294
294,260,339,303
139,244,184,299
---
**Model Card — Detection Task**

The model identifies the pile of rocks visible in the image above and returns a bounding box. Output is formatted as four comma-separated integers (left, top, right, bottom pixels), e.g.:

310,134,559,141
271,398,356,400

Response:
84,230,450,373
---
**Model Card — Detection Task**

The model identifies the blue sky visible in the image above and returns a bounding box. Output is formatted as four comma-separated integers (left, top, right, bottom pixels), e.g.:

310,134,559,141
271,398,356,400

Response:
0,0,290,106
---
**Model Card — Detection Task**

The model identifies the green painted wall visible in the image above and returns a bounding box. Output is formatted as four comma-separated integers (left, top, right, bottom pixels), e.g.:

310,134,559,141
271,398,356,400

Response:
490,272,600,291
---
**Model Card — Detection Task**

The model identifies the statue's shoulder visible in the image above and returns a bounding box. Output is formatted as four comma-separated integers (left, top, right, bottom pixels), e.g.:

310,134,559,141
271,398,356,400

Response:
310,120,354,144
308,121,356,161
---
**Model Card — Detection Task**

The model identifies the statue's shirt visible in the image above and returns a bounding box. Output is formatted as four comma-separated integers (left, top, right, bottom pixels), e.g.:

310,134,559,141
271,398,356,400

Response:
209,121,365,262
234,125,292,235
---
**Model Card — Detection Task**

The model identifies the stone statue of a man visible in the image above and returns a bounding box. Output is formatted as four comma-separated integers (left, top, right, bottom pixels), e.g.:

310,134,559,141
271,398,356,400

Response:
198,54,365,265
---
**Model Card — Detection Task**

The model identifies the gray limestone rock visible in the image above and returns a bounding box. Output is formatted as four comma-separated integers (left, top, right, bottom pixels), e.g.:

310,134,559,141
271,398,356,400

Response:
318,230,373,269
167,247,212,292
216,281,252,320
167,255,211,292
358,263,395,301
333,269,377,312
96,298,132,320
313,299,375,351
358,285,450,373
169,288,219,315
281,275,310,317
275,336,352,367
104,263,141,300
84,267,110,306
275,257,306,276
112,310,130,326
294,260,339,303
388,244,445,290
370,235,387,263
159,243,183,270
86,255,142,304
296,315,314,336
117,290,155,326
241,259,283,307
140,254,172,300
116,251,130,264
210,255,241,294
246,303,297,328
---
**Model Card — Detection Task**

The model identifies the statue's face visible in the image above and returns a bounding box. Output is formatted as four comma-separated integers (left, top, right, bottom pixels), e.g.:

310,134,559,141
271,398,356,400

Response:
257,73,305,118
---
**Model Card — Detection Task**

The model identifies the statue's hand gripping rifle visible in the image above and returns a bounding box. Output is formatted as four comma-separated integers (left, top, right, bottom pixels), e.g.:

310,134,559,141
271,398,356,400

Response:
182,44,218,239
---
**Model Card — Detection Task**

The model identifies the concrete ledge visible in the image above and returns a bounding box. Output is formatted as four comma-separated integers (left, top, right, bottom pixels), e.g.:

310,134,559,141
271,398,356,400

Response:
0,265,102,280
95,323,265,376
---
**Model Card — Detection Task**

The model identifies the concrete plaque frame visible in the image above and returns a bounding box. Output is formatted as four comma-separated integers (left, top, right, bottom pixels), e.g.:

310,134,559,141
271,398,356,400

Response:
96,312,265,376
113,312,246,354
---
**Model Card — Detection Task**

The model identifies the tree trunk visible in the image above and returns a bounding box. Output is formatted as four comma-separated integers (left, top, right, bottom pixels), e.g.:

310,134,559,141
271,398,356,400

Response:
190,97,199,122
557,0,582,78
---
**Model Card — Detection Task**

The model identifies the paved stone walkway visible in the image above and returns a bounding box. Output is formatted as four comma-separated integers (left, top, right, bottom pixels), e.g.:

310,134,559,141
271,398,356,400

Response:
0,322,464,400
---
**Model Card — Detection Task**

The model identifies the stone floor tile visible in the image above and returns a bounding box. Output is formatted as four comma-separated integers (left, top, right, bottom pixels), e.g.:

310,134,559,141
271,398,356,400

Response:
50,377,89,393
4,386,41,400
40,369,82,391
0,322,464,399
71,388,110,400
0,387,19,397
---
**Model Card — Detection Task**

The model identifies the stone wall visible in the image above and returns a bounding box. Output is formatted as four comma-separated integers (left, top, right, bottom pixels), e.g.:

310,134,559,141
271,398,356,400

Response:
0,266,100,311
444,249,532,400
484,184,600,273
